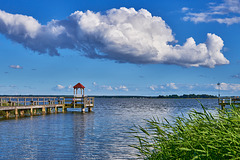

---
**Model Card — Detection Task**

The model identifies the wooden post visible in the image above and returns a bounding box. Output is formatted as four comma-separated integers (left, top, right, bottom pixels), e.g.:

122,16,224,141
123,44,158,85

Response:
34,109,37,115
24,98,26,106
62,105,65,113
42,107,46,114
17,98,19,106
221,105,225,110
92,98,94,107
30,108,33,115
55,106,58,113
0,98,2,106
5,111,9,118
88,107,92,112
47,107,51,113
15,108,19,117
8,98,11,106
82,108,85,113
20,110,25,116
74,98,76,108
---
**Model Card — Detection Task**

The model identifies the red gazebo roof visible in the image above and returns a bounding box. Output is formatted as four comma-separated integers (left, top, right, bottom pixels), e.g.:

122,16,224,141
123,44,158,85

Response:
73,83,85,89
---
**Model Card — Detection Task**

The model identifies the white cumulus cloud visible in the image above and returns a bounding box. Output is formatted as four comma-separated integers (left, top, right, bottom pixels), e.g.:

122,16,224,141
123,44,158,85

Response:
0,8,229,67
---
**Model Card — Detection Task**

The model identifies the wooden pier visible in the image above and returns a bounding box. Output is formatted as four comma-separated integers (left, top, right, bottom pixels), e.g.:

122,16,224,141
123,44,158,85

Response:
0,83,94,118
219,97,240,109
0,96,94,118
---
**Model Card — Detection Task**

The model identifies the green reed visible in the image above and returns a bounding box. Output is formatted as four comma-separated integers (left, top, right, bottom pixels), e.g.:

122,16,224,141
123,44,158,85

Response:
129,104,240,159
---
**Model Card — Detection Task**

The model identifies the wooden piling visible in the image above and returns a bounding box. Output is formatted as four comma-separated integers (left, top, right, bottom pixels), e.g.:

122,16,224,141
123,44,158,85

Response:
30,108,33,116
15,108,18,117
221,105,225,110
55,106,58,113
62,105,65,113
88,107,92,112
82,108,85,113
47,108,51,114
20,110,25,116
5,111,9,118
42,107,46,114
34,109,37,115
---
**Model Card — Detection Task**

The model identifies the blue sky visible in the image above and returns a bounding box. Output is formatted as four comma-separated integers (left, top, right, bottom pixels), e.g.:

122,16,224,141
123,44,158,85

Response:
0,0,240,96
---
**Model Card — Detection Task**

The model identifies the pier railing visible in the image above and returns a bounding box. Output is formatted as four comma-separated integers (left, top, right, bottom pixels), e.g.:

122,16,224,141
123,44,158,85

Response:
64,96,94,108
0,96,94,118
219,97,240,105
218,97,240,109
0,97,65,107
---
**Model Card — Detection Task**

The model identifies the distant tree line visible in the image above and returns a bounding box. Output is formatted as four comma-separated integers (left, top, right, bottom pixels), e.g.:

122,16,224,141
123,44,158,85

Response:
158,94,217,99
91,94,217,99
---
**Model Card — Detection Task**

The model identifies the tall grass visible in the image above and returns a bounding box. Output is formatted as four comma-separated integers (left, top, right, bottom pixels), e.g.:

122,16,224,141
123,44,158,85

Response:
130,104,240,159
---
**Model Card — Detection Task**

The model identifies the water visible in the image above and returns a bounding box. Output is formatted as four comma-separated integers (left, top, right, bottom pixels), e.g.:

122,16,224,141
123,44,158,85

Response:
0,98,219,159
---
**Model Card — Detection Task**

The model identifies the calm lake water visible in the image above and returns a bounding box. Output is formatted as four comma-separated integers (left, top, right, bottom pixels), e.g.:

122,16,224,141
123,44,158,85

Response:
0,98,219,160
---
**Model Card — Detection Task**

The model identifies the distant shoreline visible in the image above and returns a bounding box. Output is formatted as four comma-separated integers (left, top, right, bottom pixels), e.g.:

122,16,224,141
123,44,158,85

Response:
0,94,218,99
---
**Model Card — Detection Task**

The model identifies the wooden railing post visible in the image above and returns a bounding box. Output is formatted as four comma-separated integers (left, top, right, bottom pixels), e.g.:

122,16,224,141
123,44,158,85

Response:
74,97,76,108
84,97,86,108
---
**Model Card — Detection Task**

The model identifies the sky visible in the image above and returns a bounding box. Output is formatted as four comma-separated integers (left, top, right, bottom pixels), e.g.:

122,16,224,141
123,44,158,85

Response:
0,0,240,96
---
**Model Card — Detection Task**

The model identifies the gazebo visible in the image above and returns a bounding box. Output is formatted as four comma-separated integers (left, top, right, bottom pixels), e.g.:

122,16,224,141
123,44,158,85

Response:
73,83,85,97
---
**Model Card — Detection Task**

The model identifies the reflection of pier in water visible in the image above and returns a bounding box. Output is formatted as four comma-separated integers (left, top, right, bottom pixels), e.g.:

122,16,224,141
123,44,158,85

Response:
72,112,96,158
